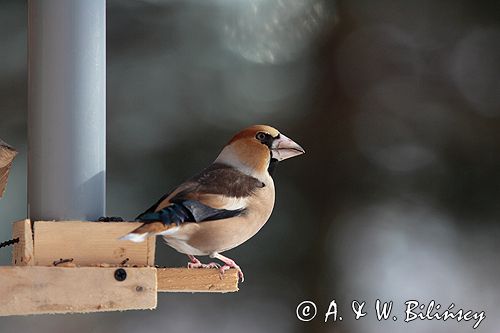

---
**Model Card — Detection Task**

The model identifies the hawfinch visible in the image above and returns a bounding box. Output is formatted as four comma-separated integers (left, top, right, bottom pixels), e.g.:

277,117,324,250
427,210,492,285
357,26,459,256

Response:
121,125,305,281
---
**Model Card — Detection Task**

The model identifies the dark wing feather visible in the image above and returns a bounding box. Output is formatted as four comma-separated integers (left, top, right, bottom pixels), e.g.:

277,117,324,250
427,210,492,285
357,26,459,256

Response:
136,199,245,225
187,163,265,198
135,163,263,225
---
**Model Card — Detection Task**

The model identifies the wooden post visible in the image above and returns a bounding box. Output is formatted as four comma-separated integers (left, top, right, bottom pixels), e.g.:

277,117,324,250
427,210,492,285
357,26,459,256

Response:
12,220,33,266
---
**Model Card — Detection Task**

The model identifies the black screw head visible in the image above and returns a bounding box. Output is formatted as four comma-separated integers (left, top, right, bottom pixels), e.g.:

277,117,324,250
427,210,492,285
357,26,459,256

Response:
114,268,127,281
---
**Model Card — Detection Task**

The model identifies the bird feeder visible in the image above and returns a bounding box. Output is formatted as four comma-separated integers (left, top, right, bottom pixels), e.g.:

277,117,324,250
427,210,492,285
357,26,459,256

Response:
0,0,238,317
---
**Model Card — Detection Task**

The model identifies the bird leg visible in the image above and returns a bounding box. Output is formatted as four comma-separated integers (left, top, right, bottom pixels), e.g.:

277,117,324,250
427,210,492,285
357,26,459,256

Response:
211,253,244,282
187,255,220,269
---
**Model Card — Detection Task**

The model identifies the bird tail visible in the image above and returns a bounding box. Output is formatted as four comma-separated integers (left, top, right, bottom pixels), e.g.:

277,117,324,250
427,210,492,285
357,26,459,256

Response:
119,221,179,243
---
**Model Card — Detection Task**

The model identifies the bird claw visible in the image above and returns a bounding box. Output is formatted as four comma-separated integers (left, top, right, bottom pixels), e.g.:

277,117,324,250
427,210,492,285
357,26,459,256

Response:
187,255,221,269
205,262,221,269
219,264,244,283
187,261,221,269
188,254,244,281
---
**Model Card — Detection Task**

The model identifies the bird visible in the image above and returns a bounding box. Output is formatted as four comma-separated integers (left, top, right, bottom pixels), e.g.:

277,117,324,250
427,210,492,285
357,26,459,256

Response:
120,125,305,281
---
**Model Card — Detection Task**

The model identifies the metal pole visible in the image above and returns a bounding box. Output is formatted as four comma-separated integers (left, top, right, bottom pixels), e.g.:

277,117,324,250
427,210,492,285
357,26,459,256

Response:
28,0,106,221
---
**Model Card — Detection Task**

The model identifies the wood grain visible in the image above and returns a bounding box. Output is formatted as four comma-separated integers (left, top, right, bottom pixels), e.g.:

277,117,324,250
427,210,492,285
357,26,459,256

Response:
157,268,239,293
0,141,17,198
0,266,157,316
12,220,34,266
33,221,156,266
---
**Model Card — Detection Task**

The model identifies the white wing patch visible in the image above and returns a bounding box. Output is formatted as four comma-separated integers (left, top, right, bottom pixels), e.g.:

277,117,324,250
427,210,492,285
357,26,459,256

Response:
158,226,180,236
221,196,248,211
163,236,209,256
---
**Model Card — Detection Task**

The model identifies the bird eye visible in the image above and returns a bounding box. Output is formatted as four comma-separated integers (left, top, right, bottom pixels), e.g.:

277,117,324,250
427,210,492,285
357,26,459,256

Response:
256,132,267,142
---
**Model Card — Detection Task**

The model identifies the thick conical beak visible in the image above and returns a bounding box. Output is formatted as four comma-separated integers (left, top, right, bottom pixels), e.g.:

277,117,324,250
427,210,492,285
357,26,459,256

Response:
271,133,305,161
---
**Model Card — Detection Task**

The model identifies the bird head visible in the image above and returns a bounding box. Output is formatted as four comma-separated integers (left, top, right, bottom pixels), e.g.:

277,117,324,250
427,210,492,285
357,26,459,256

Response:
215,125,305,177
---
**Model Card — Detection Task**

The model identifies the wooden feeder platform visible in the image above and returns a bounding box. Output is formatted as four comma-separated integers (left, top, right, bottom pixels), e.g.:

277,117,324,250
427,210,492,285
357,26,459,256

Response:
0,220,239,316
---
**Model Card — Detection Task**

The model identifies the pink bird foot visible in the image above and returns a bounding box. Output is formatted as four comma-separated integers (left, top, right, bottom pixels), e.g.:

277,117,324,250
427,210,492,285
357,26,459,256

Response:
212,253,244,282
187,255,220,269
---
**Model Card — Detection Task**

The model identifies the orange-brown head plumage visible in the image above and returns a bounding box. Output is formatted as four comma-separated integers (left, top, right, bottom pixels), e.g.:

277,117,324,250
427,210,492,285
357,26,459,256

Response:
215,125,304,177
228,125,281,144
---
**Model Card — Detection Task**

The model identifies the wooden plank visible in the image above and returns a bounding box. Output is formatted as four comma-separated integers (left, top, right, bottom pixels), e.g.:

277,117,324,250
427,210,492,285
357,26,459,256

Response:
146,234,155,266
0,140,17,198
12,220,34,266
33,221,156,266
157,268,239,293
0,266,157,316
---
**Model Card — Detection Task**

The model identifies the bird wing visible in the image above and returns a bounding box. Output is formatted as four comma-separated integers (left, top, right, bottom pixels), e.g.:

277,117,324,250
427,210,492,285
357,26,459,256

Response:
135,163,265,225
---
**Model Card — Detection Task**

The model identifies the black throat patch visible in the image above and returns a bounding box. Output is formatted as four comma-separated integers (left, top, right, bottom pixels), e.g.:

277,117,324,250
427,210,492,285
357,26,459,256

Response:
268,158,279,177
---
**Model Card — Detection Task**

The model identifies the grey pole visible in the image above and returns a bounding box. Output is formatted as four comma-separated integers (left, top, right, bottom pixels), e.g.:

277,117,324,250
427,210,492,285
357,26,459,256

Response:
28,0,106,221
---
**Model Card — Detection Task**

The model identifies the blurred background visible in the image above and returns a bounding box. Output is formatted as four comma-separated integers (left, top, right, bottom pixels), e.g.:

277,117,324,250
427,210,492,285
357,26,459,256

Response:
1,0,500,332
